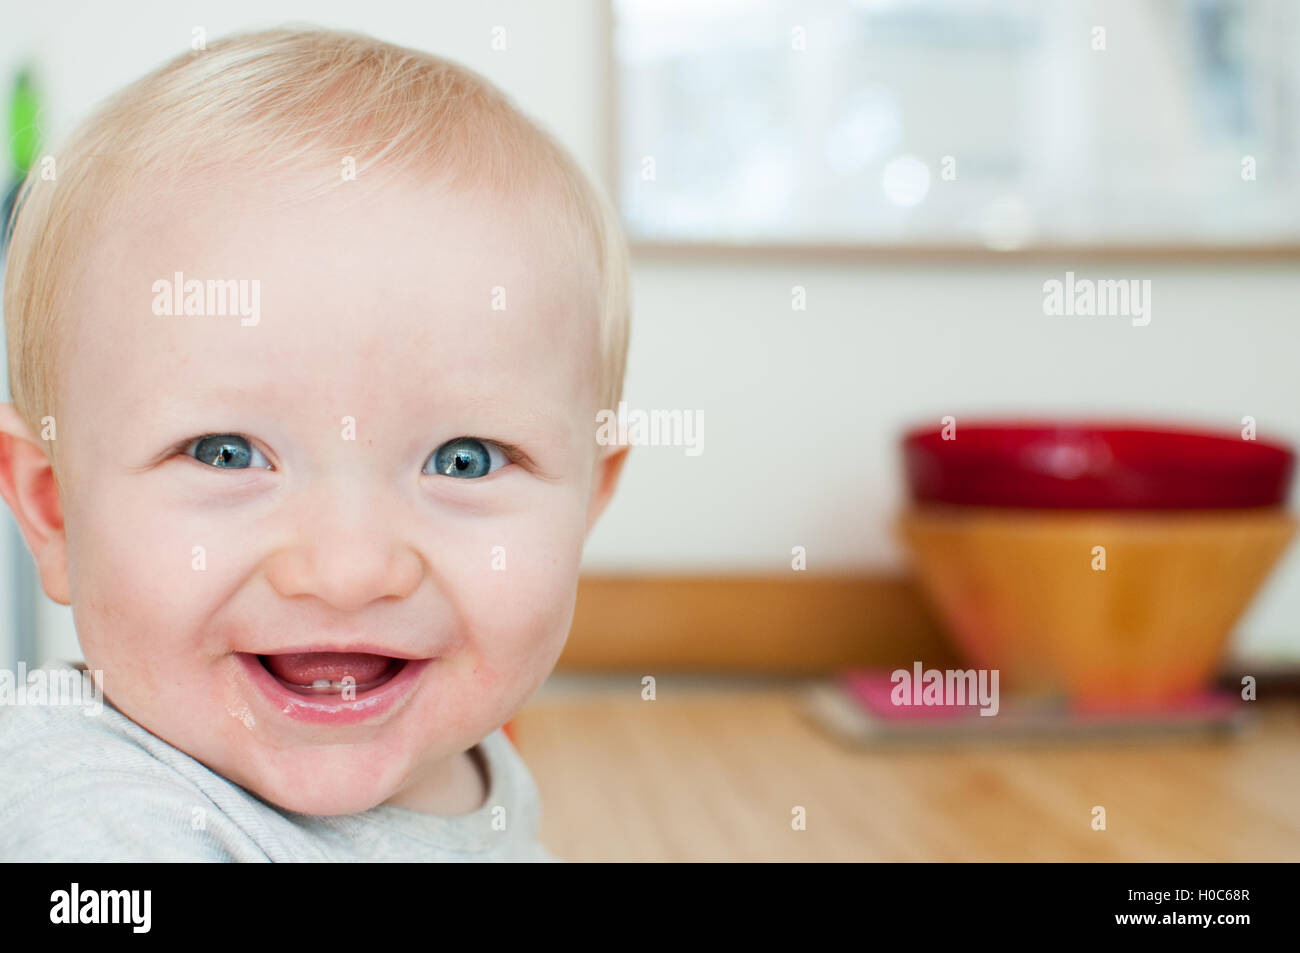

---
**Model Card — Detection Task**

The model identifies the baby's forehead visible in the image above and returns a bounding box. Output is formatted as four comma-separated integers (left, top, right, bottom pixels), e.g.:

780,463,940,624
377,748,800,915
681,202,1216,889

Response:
85,169,592,330
60,171,601,424
117,166,587,274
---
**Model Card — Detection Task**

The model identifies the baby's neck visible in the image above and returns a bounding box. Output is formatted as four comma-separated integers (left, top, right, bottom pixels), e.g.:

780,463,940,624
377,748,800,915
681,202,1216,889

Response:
383,746,488,816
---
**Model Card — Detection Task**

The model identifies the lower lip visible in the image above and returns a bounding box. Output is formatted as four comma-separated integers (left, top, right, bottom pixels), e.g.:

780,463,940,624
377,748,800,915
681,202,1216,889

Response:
236,653,432,726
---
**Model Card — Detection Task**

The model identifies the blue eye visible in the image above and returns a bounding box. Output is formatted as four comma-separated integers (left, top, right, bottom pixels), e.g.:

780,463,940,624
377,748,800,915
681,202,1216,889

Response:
424,437,509,479
189,435,272,470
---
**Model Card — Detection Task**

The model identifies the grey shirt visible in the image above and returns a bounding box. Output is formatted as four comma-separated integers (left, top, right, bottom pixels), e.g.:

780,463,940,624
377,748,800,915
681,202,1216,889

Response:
0,661,559,862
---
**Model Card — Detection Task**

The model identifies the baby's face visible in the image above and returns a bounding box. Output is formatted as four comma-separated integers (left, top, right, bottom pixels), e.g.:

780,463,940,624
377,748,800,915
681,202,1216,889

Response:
50,171,615,814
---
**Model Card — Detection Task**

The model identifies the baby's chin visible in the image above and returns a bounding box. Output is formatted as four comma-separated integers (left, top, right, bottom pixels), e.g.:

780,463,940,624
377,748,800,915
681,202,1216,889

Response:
224,740,429,817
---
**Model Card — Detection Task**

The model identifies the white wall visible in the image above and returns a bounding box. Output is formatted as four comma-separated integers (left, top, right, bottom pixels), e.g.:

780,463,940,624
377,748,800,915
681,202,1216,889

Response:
3,1,1298,666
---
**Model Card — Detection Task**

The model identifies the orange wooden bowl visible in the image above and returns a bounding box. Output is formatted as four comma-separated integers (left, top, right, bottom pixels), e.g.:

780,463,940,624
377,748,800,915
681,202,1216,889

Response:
897,506,1296,707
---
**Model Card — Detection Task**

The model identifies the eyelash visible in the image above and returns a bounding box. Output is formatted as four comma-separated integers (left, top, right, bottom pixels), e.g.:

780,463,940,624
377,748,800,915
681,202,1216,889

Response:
170,434,528,474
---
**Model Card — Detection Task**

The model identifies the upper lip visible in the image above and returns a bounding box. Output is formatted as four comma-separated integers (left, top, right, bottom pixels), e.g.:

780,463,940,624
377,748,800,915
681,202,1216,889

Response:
242,644,433,660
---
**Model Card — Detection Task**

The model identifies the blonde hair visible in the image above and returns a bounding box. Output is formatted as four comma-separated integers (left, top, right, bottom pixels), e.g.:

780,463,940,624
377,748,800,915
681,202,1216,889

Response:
3,26,629,476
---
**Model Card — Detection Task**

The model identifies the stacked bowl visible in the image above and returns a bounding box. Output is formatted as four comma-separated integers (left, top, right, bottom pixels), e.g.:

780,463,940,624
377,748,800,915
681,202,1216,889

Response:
897,421,1297,709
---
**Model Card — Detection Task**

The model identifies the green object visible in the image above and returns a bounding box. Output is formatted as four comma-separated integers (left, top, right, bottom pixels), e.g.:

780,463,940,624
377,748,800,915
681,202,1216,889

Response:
9,69,41,176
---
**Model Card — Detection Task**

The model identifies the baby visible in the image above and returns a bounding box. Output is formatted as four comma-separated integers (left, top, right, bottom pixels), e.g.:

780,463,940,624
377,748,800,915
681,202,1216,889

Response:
0,26,630,861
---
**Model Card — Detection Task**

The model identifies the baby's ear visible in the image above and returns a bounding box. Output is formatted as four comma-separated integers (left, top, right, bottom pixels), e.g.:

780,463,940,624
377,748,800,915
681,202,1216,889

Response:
585,444,630,538
0,403,70,605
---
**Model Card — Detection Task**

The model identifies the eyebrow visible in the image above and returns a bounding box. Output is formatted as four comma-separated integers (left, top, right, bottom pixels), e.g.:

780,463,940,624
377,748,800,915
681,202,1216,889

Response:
464,398,574,447
135,392,574,461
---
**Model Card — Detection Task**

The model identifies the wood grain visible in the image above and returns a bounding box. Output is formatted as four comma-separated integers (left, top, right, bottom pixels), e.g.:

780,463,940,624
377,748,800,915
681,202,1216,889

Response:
511,680,1300,861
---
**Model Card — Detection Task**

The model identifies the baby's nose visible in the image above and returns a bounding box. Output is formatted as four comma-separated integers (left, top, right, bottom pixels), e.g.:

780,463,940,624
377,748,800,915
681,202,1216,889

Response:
262,481,424,612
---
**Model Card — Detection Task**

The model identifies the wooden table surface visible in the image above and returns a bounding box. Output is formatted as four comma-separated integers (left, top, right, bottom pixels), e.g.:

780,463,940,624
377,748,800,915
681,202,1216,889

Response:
512,675,1300,862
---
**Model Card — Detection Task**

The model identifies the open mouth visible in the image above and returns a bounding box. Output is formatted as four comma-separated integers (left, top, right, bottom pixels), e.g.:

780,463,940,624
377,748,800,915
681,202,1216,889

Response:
256,652,408,696
235,648,433,726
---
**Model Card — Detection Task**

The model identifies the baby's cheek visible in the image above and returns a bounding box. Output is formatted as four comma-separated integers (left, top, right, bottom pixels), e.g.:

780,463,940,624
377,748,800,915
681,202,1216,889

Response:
462,533,580,681
481,560,575,656
457,589,572,731
77,493,209,625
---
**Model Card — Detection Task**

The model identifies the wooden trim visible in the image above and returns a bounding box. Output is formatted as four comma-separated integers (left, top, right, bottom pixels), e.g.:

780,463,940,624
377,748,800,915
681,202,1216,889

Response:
558,573,958,673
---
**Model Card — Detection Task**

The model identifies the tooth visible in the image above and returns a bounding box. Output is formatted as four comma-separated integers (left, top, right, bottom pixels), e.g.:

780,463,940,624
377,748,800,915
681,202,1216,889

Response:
312,679,332,690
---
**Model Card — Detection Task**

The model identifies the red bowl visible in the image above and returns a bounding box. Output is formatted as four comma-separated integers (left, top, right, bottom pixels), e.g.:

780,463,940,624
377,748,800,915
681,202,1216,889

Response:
902,420,1295,509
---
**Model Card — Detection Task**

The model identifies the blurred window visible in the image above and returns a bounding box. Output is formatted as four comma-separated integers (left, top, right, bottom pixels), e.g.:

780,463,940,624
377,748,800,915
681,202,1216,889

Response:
614,0,1300,248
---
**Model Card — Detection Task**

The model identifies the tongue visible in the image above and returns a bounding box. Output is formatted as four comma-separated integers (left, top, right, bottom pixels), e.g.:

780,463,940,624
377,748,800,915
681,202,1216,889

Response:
264,652,395,686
